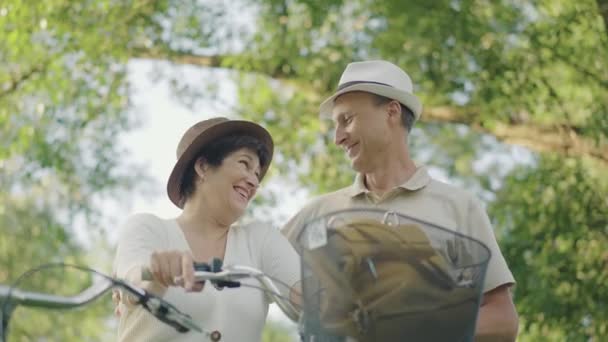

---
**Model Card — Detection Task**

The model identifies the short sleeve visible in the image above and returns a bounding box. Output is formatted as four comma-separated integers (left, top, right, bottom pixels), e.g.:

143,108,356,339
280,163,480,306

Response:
259,223,301,298
281,197,328,254
467,196,515,292
113,213,168,281
281,210,309,254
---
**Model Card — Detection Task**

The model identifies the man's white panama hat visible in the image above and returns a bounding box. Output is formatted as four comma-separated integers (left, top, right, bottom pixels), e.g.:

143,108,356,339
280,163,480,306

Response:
319,60,423,120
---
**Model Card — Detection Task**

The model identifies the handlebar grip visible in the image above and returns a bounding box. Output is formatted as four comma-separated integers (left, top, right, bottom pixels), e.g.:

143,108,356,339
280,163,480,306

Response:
140,262,212,282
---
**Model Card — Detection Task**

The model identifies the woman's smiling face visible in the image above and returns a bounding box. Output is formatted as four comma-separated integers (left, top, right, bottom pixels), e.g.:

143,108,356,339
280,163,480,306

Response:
198,147,261,218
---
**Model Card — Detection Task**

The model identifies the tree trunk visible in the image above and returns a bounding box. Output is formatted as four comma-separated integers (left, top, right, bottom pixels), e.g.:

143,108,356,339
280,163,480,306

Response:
598,0,608,36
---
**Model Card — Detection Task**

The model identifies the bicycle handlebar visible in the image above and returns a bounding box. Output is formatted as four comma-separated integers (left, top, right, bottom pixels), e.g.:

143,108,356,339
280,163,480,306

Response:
0,259,301,342
141,260,300,322
0,281,111,310
0,267,203,342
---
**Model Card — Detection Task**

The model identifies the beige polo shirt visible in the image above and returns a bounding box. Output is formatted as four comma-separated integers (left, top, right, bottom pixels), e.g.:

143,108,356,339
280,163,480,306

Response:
282,166,514,293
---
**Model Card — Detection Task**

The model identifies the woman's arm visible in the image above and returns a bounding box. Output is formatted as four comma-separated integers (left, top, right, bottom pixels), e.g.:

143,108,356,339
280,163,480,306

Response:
113,214,202,309
258,222,302,309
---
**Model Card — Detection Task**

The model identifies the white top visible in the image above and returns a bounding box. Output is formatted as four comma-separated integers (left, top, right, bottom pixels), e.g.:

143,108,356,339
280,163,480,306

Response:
113,213,301,342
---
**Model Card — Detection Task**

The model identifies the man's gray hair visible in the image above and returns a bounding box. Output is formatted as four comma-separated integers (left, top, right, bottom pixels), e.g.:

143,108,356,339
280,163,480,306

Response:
371,94,416,132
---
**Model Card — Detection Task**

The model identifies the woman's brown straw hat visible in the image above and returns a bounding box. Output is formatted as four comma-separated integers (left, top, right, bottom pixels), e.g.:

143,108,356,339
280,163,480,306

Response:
167,117,274,208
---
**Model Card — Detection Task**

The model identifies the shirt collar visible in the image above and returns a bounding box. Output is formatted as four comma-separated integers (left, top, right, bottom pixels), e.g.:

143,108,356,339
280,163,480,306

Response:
348,166,432,198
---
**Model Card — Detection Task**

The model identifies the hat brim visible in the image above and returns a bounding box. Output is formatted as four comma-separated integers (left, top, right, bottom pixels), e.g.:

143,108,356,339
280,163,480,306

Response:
167,120,274,209
319,83,422,120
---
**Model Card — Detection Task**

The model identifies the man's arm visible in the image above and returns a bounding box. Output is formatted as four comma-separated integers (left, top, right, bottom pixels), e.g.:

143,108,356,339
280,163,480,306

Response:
475,284,519,341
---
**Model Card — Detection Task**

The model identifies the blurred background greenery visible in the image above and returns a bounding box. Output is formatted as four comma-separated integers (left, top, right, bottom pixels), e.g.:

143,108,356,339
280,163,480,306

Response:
1,0,607,341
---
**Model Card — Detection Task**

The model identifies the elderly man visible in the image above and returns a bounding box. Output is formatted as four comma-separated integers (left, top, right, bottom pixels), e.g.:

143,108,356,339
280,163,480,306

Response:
283,60,518,341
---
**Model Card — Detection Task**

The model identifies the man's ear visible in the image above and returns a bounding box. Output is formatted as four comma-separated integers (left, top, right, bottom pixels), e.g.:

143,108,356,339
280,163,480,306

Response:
387,100,402,122
193,157,208,180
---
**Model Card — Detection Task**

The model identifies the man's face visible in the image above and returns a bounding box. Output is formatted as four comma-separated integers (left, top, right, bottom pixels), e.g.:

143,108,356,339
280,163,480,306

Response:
331,92,392,173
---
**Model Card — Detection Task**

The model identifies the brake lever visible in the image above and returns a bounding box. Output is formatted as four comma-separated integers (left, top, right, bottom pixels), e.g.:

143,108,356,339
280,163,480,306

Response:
140,295,202,333
207,258,240,290
113,279,202,333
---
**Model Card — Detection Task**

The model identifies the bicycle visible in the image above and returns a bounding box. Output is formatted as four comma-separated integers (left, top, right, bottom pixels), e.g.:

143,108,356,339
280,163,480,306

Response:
1,208,492,341
145,208,491,342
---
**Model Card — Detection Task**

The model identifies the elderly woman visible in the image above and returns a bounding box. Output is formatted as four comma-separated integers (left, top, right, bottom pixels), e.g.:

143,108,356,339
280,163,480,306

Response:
113,117,300,342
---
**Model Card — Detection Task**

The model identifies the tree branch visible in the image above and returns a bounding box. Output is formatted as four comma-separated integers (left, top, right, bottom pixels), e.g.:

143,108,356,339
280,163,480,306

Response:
0,63,47,98
132,47,224,68
131,47,295,79
529,32,608,88
551,49,608,88
132,49,608,165
423,106,608,164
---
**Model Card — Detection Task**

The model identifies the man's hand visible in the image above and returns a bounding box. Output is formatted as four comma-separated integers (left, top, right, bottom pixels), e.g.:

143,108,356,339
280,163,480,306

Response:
475,284,519,341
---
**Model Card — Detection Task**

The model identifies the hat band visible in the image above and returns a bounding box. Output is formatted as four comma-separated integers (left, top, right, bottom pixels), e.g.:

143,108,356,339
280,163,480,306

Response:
337,80,392,91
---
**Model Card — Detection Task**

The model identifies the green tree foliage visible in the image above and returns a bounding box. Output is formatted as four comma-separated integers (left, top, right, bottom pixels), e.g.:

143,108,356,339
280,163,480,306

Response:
491,156,608,340
262,320,297,342
0,1,146,340
2,0,607,340
214,1,608,339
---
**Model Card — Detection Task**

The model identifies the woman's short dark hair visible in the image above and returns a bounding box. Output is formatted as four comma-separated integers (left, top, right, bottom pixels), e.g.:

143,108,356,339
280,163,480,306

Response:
179,133,271,202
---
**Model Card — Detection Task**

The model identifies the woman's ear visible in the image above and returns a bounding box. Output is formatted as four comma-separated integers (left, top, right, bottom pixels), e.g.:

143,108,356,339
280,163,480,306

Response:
193,157,208,180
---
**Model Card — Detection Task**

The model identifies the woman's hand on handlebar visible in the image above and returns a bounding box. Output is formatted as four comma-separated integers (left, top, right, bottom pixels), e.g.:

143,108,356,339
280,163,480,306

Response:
149,250,204,292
